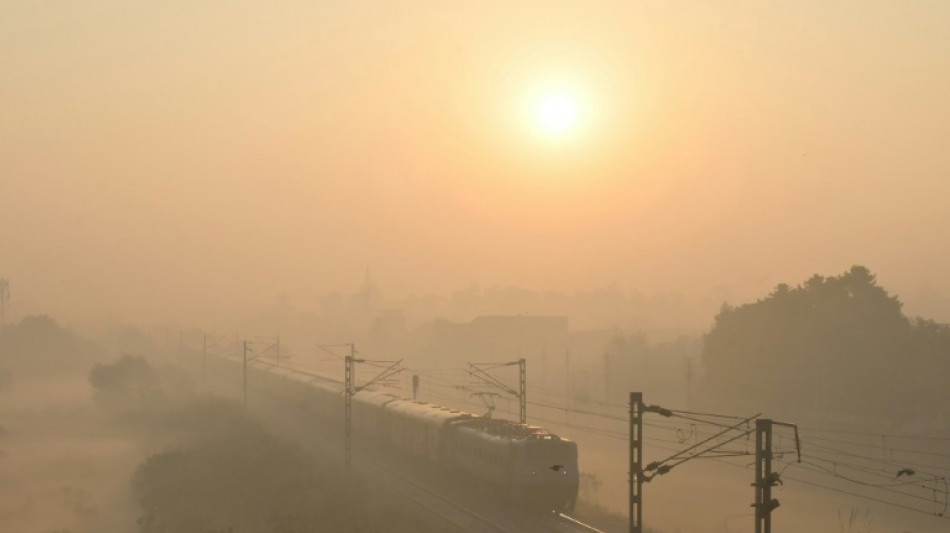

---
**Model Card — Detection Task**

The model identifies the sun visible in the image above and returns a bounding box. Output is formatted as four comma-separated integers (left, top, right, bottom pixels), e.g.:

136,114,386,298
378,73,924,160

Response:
537,93,578,132
529,89,584,140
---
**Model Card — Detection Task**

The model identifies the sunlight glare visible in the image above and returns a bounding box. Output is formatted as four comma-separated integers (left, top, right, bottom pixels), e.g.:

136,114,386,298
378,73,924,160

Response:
536,93,579,136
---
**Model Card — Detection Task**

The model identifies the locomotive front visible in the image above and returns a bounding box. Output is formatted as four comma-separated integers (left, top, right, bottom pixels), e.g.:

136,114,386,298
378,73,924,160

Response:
512,434,579,513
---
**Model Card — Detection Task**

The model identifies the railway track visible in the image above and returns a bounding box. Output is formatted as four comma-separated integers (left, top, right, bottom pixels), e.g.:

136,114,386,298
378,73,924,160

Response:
557,512,609,533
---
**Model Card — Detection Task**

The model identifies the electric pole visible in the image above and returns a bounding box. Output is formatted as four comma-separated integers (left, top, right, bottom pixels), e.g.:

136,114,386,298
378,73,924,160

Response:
412,374,419,400
630,392,643,533
753,418,777,533
467,359,527,424
243,340,248,407
345,344,354,470
240,336,282,405
541,346,547,390
518,357,526,424
626,395,768,533
685,358,693,410
339,344,403,471
566,349,572,422
752,419,800,533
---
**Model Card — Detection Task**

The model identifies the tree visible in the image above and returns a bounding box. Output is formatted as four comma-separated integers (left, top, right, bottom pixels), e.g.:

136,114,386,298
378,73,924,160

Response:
0,315,82,376
132,398,434,533
700,266,941,425
89,355,158,404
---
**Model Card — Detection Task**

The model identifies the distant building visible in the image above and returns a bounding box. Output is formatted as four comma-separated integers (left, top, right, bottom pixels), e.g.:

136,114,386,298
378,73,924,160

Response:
412,315,569,367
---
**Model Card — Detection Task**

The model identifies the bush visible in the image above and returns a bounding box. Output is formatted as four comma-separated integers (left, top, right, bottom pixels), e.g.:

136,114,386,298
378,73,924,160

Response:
132,399,433,533
89,355,162,408
0,315,84,377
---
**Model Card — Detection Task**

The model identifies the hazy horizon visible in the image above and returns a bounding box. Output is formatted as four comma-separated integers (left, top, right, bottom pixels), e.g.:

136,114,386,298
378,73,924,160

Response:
3,1,949,328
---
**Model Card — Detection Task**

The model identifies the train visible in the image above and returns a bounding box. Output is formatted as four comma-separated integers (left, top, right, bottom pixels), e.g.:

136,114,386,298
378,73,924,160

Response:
242,358,579,513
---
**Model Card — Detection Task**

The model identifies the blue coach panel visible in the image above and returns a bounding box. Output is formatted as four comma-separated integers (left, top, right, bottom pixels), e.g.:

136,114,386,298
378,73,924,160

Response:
450,420,517,489
248,360,344,418
248,360,295,390
351,389,399,439
292,373,343,418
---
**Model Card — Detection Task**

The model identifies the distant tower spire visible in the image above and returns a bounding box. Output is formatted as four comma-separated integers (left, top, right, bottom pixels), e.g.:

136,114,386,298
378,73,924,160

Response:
359,267,376,295
355,267,379,312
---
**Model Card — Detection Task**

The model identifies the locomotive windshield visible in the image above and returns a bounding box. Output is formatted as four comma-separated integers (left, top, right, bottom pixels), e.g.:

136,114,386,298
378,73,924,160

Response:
526,438,577,471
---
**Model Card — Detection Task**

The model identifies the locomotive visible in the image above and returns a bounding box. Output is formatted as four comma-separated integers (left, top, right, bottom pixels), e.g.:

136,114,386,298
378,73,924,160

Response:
244,358,579,513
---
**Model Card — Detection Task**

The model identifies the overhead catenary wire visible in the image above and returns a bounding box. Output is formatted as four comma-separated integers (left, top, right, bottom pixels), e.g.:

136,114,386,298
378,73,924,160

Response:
646,413,761,472
414,385,711,452
389,364,949,446
801,449,950,482
667,408,752,421
802,440,949,479
795,453,948,487
670,411,759,431
780,460,948,505
800,426,950,442
780,473,950,519
421,376,735,444
801,433,950,461
267,369,947,470
262,353,950,521
412,368,737,432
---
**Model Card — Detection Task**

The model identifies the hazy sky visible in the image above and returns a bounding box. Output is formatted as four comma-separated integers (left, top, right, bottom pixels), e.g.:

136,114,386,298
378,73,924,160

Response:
2,1,949,325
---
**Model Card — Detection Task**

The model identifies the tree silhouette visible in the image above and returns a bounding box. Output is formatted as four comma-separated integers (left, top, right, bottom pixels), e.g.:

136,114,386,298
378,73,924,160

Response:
0,315,81,376
702,266,947,425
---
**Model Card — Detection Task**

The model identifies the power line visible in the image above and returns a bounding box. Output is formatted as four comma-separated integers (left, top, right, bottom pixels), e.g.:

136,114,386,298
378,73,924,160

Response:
268,356,950,523
802,433,950,461
668,408,751,421
414,385,706,453
800,426,950,442
780,473,949,520
797,454,945,487
782,460,947,505
413,367,745,434
802,440,949,479
670,411,758,431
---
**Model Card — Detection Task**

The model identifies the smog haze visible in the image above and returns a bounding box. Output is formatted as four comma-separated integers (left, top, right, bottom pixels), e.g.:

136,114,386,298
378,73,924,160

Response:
2,3,950,533
3,1,950,327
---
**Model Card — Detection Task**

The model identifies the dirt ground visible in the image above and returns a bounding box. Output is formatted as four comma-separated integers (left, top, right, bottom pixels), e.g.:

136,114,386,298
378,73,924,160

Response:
0,375,143,533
